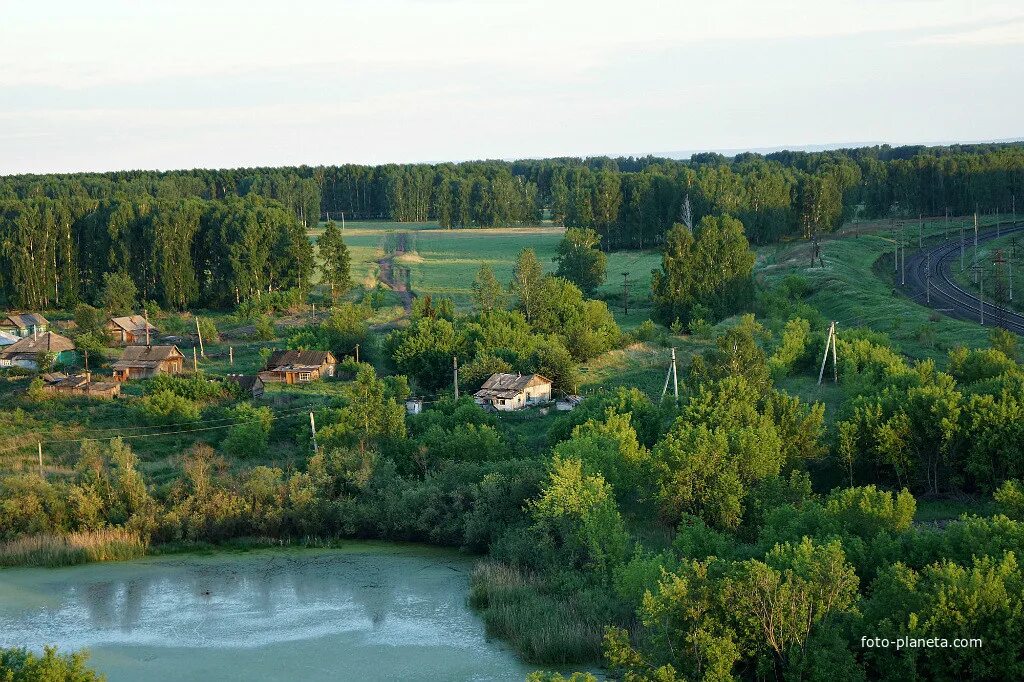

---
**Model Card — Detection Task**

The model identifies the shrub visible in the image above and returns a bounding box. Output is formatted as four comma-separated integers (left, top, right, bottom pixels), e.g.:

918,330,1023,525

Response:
139,390,201,425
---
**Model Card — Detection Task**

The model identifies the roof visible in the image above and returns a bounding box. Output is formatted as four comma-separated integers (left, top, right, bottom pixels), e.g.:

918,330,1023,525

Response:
265,349,337,370
109,315,157,333
0,332,76,357
111,345,184,369
42,373,119,393
0,331,18,346
474,372,551,400
1,313,48,330
226,374,263,391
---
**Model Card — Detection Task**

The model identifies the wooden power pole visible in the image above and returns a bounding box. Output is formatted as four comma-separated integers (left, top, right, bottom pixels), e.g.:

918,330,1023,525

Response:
818,321,838,385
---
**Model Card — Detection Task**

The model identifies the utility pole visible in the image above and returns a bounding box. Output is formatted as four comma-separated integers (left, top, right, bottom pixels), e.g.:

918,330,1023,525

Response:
229,346,233,366
818,321,838,385
195,317,205,358
144,309,151,346
1010,238,1017,303
960,219,965,271
38,442,44,478
193,346,198,372
974,211,979,284
453,356,459,399
971,264,984,325
993,250,1008,329
918,215,923,248
354,343,360,364
621,272,629,315
309,412,318,453
660,348,679,401
945,207,949,241
926,252,931,304
995,207,1000,238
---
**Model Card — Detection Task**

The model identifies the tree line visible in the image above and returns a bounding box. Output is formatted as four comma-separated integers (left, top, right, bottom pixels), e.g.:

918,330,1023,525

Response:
3,142,1022,248
0,194,313,310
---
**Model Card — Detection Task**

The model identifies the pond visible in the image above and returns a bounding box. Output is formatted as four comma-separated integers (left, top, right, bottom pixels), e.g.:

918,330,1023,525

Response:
0,544,541,681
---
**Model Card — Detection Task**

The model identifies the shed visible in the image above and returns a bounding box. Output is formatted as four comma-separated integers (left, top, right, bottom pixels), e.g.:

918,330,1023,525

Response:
261,350,337,384
225,374,265,399
0,332,76,370
473,372,552,411
111,345,185,381
405,397,424,415
555,394,584,411
40,372,120,399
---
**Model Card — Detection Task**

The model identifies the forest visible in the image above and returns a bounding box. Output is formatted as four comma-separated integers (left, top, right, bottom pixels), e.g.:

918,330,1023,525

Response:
3,142,1024,311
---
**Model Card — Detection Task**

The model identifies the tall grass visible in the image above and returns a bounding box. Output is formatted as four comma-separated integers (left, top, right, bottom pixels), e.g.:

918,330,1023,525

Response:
0,529,147,568
469,561,605,664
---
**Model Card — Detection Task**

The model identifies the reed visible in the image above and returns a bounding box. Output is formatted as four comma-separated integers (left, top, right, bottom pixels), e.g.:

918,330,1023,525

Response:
0,528,146,568
469,561,604,664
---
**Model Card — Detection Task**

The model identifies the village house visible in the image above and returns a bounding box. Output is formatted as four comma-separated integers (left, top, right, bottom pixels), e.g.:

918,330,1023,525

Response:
106,315,159,345
473,372,552,412
260,350,337,384
0,313,49,338
0,331,76,370
111,345,185,381
225,374,265,399
40,372,121,399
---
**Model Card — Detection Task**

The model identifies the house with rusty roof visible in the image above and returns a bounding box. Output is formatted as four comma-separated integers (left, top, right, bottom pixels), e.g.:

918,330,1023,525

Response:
111,345,185,381
106,315,159,345
473,372,552,411
40,372,121,399
0,331,76,370
0,313,49,338
260,350,337,384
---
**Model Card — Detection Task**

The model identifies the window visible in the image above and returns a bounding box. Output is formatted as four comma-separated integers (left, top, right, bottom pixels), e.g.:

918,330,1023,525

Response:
299,372,312,382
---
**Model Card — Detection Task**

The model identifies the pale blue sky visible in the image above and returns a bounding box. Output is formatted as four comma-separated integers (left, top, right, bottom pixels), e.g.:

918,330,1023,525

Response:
1,0,1022,174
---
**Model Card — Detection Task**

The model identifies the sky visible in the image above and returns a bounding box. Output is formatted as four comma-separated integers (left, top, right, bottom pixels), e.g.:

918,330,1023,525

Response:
1,0,1023,174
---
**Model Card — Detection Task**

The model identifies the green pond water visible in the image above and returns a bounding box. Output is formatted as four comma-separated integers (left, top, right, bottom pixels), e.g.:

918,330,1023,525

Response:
0,544,541,681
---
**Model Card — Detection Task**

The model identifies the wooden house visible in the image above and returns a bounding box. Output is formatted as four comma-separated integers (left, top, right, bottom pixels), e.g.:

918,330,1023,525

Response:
111,345,185,381
0,313,49,338
106,315,158,345
40,372,121,399
260,350,337,384
225,374,265,399
0,332,76,370
473,373,552,411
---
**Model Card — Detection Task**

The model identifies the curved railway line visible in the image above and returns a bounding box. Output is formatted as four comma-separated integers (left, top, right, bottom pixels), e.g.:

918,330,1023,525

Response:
902,223,1024,335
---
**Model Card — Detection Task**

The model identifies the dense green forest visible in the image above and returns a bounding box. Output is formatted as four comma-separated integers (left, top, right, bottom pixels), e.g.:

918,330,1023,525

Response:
3,142,1023,310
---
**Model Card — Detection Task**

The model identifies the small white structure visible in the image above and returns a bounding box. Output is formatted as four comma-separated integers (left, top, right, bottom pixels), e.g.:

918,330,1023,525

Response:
405,398,424,415
474,373,552,412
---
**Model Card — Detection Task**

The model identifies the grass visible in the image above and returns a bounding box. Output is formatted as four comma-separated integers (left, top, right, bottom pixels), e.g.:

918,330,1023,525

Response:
0,528,146,567
469,561,606,664
758,216,1002,363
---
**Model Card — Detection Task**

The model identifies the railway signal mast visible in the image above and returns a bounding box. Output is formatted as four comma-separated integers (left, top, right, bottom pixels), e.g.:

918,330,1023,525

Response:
973,211,979,284
992,250,1008,330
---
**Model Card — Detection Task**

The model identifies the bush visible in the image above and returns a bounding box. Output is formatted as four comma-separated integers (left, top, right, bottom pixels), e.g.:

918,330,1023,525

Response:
139,390,201,425
0,646,103,681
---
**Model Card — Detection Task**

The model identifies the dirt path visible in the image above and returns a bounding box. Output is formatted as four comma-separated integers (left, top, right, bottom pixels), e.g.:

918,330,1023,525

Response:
377,231,414,313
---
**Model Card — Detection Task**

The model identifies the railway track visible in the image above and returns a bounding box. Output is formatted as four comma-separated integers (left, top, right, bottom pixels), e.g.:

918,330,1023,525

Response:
902,223,1024,335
